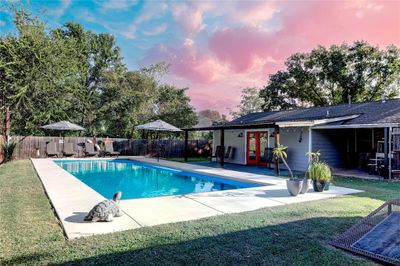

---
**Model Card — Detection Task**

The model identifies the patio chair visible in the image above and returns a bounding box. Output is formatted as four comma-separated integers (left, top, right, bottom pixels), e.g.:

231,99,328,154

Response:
46,142,60,157
263,147,275,168
210,145,224,162
104,142,120,157
224,146,234,160
62,143,76,157
84,143,98,157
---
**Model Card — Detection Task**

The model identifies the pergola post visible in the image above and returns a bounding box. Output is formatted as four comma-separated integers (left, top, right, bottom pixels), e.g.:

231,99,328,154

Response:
274,126,280,176
384,127,388,170
220,129,224,167
389,127,392,180
184,130,189,162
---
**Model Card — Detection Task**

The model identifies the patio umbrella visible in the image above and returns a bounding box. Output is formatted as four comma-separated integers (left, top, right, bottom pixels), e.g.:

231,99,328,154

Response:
41,121,85,131
135,119,182,161
135,119,182,132
41,121,85,152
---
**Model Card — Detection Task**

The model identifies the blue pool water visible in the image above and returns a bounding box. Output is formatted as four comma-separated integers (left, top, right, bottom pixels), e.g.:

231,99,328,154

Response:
55,159,260,200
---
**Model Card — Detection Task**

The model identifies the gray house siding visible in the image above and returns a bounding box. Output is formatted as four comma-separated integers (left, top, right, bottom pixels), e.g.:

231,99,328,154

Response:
279,127,310,171
312,129,345,169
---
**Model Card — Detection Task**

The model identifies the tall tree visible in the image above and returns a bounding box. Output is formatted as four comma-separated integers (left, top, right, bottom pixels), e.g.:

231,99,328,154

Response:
0,8,123,135
0,9,84,135
230,87,264,118
260,42,400,111
154,85,198,130
198,110,222,121
52,22,123,135
1,7,198,138
99,70,157,137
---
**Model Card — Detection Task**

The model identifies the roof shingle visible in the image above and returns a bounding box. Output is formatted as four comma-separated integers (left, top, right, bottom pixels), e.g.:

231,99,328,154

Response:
230,98,400,126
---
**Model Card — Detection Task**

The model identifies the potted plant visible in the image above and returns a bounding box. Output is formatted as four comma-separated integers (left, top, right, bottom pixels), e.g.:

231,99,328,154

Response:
302,151,321,194
273,145,303,196
308,162,332,192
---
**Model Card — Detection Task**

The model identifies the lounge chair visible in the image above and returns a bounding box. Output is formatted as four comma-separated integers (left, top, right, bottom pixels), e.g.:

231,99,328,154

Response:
46,142,60,157
62,143,76,157
104,142,120,157
84,143,98,157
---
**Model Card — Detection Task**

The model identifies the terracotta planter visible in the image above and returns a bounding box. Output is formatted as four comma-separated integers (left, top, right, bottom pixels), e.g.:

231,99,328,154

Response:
286,179,303,196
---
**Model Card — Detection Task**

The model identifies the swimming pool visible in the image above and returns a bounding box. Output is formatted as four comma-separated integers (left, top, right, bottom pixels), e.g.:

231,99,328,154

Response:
55,159,260,200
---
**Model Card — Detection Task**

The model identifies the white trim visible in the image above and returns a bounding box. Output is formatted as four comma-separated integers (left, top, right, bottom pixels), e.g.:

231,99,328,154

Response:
276,114,360,128
308,127,312,162
389,127,392,180
313,123,400,129
244,129,247,165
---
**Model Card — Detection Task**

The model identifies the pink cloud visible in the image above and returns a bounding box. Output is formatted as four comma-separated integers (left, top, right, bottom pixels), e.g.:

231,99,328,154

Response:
172,2,212,36
141,39,224,84
209,27,277,73
233,1,278,26
142,0,400,115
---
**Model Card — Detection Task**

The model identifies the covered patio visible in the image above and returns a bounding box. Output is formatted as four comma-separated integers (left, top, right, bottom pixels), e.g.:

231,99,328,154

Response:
182,123,283,176
182,123,400,180
312,125,400,180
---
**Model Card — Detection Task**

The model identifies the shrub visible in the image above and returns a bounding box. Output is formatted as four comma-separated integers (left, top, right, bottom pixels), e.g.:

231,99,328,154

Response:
309,162,332,182
1,142,17,163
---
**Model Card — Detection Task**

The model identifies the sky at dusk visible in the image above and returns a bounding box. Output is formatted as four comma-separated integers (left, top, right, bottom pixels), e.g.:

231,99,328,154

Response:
1,0,399,115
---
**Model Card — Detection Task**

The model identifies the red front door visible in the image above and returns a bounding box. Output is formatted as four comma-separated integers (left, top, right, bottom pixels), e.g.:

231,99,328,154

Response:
247,131,269,165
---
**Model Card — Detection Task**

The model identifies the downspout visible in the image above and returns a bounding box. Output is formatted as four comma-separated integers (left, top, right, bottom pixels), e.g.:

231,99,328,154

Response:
389,127,392,180
308,127,313,161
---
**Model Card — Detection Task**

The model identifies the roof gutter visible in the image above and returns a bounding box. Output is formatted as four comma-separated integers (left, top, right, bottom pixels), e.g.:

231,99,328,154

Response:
276,114,360,128
313,123,400,129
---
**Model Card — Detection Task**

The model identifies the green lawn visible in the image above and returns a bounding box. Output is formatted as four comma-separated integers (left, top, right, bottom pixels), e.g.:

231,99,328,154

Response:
1,160,399,265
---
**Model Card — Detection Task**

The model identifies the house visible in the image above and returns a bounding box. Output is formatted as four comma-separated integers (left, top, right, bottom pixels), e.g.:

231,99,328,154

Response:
184,98,400,179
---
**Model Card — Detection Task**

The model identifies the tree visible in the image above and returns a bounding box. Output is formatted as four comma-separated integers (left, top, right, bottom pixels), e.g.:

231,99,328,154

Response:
230,87,264,118
99,70,158,137
260,42,400,111
51,22,124,135
154,85,198,130
198,110,223,121
0,8,123,135
0,9,85,135
1,6,198,138
100,67,198,138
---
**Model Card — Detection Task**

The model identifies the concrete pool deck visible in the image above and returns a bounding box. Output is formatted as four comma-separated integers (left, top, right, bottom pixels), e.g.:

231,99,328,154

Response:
31,157,362,239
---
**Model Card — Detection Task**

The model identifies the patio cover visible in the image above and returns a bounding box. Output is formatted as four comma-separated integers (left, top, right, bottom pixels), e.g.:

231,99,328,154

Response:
41,121,85,131
135,119,182,132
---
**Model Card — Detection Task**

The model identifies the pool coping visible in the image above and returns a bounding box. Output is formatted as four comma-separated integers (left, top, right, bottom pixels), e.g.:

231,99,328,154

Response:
31,156,363,240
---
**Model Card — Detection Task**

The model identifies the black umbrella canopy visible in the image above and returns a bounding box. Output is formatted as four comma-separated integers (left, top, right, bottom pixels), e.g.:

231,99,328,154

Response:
135,119,182,132
41,121,85,131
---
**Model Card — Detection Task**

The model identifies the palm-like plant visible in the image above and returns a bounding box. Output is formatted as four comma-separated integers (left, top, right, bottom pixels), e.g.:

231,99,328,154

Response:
273,145,293,178
308,162,332,182
304,150,321,178
1,142,17,163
